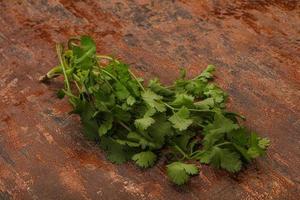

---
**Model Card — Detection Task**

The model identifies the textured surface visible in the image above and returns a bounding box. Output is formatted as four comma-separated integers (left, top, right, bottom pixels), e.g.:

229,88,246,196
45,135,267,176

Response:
0,0,300,199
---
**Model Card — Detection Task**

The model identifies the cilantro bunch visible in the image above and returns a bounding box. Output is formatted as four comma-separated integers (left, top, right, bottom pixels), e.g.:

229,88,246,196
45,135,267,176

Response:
42,36,269,185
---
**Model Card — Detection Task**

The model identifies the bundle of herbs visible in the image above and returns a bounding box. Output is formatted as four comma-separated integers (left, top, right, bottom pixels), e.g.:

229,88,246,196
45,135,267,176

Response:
41,36,269,185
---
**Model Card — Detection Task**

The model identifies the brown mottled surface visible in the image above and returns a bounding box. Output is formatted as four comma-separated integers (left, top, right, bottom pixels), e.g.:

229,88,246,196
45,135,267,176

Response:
0,0,299,199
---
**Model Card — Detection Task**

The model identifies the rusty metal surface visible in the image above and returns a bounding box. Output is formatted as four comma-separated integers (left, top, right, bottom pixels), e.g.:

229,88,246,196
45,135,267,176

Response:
0,0,300,199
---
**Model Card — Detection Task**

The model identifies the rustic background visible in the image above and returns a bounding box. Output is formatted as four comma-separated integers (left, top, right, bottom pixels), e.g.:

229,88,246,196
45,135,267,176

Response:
0,0,299,199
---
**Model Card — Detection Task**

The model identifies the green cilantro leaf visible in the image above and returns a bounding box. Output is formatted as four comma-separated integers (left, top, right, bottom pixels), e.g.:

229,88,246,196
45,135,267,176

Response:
148,79,174,96
100,137,134,164
147,114,173,146
247,133,269,158
98,114,113,136
132,151,157,168
204,84,227,105
167,162,199,185
198,147,242,172
171,93,194,107
197,65,215,82
127,132,158,149
134,117,155,130
142,90,166,112
258,137,270,149
194,98,214,110
169,107,193,131
203,112,239,148
126,95,136,106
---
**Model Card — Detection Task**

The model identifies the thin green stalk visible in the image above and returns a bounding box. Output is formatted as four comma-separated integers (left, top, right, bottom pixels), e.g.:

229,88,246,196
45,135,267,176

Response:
73,81,82,93
187,108,215,113
173,144,189,159
118,121,132,132
56,44,71,92
100,69,119,82
75,47,96,64
62,89,78,99
97,55,115,61
190,150,203,158
128,69,145,92
164,103,175,111
164,102,214,113
216,142,232,147
96,55,145,93
39,65,62,82
225,112,246,120
46,65,62,78
67,37,80,49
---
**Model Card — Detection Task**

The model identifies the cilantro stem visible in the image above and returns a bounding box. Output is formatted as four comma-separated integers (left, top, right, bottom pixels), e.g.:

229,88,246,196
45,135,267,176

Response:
62,89,78,99
39,65,62,82
173,144,189,159
225,112,246,120
128,69,145,92
118,121,132,132
216,142,232,147
97,55,145,93
164,103,214,113
75,47,96,64
100,69,118,81
190,150,203,159
187,108,215,113
73,81,82,93
46,65,62,78
164,102,175,111
97,55,116,61
56,44,71,92
67,37,80,49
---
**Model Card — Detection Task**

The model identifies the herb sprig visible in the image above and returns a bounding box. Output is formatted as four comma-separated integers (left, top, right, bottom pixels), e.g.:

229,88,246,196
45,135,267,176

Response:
42,36,269,185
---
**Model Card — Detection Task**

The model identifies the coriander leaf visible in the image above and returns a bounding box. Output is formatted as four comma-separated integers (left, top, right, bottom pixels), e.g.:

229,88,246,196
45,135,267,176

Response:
113,106,131,122
185,79,206,97
220,149,242,172
169,107,193,131
197,65,215,82
167,162,199,185
100,137,134,164
232,143,251,162
80,35,96,52
179,68,186,79
227,128,249,146
73,36,96,68
198,147,242,172
116,139,140,147
194,98,214,110
94,92,115,111
114,82,130,100
171,93,194,107
203,112,239,148
247,133,269,158
258,138,270,149
148,79,174,96
134,117,155,130
204,84,227,105
144,107,156,117
98,114,113,136
73,100,99,140
148,114,173,146
132,151,157,168
172,131,195,153
142,90,166,112
126,95,136,106
127,132,158,149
